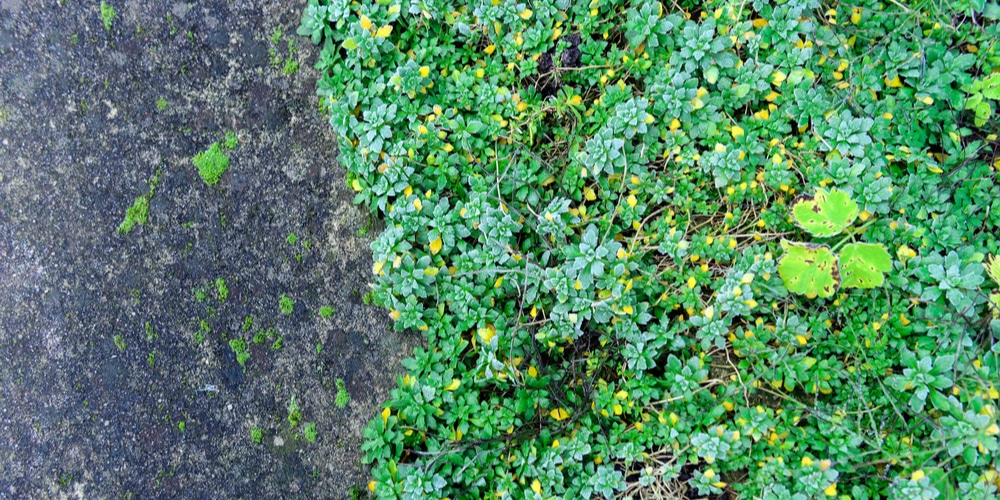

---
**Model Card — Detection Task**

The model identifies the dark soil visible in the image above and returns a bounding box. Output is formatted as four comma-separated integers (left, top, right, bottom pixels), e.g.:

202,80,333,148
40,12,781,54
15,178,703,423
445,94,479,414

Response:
0,0,416,497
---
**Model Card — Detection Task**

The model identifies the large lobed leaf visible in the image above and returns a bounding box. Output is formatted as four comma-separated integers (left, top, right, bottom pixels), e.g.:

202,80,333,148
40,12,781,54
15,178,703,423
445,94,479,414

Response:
778,240,841,298
790,187,858,238
840,243,892,289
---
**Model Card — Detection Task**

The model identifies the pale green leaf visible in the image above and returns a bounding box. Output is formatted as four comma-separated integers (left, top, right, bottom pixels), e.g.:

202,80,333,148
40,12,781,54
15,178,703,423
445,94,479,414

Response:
791,188,859,237
778,240,841,298
840,243,892,289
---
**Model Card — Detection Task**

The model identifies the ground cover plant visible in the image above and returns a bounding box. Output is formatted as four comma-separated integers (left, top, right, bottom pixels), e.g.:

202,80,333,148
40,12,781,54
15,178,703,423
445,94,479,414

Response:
301,0,1000,497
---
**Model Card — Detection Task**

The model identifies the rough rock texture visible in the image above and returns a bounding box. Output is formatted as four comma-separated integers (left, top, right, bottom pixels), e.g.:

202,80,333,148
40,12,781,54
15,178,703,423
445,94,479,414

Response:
0,0,416,497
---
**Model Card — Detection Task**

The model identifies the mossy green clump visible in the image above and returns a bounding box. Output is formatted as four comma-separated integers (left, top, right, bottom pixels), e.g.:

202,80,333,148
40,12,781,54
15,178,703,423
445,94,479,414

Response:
334,378,349,409
286,395,302,428
279,294,294,315
224,130,239,150
99,1,115,31
118,196,149,235
215,278,229,302
192,142,230,186
303,422,317,442
229,338,249,367
319,305,335,319
118,169,161,235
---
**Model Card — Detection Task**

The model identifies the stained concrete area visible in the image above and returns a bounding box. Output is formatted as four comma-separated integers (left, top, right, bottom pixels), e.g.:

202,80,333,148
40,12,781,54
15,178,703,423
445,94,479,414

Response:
0,0,416,497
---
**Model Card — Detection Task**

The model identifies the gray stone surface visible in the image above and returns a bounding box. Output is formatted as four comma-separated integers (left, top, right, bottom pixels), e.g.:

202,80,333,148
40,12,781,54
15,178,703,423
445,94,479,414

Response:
0,0,416,497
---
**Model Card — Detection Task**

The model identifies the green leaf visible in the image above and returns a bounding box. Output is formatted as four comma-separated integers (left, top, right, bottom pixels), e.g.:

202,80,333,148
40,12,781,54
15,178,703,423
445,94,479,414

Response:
965,92,984,110
981,73,1000,100
928,390,951,412
790,188,859,237
973,101,992,127
839,243,892,289
342,38,358,50
778,240,841,298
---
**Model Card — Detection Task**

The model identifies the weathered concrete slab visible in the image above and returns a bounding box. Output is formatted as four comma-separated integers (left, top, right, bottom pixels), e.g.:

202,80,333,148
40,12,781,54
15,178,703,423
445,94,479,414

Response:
0,0,415,497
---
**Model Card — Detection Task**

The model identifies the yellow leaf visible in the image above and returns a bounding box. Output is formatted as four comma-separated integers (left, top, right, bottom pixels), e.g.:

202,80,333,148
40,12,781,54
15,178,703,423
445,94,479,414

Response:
443,379,461,391
531,479,541,494
360,15,372,30
687,276,697,289
413,198,423,211
528,365,538,377
369,481,377,492
885,75,903,88
626,194,637,208
824,483,837,496
381,407,391,425
550,408,570,421
916,94,933,105
375,25,393,38
388,4,401,15
519,8,532,19
568,95,582,106
478,324,496,344
494,276,504,288
419,65,430,78
430,237,443,255
731,125,745,139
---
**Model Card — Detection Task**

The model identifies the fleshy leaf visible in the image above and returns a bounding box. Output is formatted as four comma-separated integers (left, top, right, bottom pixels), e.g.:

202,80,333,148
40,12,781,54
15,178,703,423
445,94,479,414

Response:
778,240,841,298
791,187,859,237
840,243,892,288
429,237,443,255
